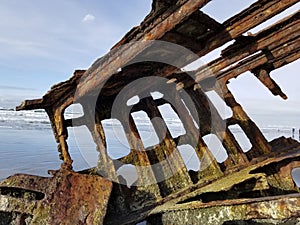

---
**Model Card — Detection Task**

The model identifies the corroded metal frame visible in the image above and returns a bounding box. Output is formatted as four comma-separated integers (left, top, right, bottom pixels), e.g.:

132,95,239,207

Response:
1,0,300,224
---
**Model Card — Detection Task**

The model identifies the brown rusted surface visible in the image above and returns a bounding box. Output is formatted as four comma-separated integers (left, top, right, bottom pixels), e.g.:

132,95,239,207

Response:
2,0,300,224
148,194,300,224
0,170,112,224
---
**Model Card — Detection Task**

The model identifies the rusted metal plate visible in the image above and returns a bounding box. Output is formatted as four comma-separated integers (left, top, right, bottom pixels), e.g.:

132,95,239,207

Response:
152,194,300,225
0,170,112,224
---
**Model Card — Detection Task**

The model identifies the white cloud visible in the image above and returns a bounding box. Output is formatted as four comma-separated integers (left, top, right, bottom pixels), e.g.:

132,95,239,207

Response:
82,14,96,23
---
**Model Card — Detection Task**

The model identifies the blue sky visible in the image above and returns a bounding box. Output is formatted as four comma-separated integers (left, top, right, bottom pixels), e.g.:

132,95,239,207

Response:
0,0,152,107
0,0,299,122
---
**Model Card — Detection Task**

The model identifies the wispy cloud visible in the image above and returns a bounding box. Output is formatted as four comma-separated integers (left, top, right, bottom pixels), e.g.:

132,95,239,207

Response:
0,85,37,91
82,14,96,23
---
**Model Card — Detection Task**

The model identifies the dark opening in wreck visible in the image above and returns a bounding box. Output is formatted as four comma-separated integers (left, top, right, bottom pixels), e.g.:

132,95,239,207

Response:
1,0,300,224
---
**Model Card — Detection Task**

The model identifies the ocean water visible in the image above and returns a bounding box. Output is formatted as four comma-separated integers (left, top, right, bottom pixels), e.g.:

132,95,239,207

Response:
0,108,299,187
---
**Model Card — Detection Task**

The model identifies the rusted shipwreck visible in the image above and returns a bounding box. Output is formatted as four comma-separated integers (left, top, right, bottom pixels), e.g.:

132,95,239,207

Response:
1,0,300,224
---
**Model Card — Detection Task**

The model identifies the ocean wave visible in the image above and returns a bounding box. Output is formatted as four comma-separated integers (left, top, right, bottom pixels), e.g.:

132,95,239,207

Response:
0,110,51,130
0,109,297,134
0,125,13,129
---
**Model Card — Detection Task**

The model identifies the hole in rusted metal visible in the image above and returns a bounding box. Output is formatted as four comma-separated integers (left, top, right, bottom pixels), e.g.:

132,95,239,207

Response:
228,71,268,97
201,40,235,64
64,103,84,119
69,126,98,169
0,211,33,224
292,168,300,187
206,90,232,119
0,187,45,200
102,119,130,159
158,104,186,138
132,111,159,148
177,144,200,171
229,125,252,152
150,91,164,100
203,134,228,163
182,57,204,71
117,164,138,188
127,95,140,106
180,98,199,129
202,0,256,23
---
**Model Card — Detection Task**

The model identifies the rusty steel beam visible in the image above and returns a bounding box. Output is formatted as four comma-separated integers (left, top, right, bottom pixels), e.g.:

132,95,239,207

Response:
194,11,300,81
196,0,300,58
76,0,299,100
143,97,193,196
75,0,211,99
154,194,300,225
15,3,299,108
213,37,300,83
105,145,300,224
75,9,300,105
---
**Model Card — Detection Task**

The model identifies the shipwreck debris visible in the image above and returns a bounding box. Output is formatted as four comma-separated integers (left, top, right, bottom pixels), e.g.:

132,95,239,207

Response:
1,0,300,224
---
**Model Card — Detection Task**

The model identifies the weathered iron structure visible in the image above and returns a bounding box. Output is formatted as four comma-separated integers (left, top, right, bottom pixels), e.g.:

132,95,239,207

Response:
1,0,300,224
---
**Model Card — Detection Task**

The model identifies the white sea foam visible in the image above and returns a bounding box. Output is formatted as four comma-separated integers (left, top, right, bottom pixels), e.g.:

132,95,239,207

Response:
0,108,297,141
0,109,50,130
